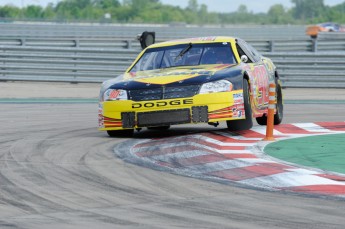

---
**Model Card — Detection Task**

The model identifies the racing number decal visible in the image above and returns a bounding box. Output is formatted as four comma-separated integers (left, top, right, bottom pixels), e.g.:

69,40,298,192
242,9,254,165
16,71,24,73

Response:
253,65,269,107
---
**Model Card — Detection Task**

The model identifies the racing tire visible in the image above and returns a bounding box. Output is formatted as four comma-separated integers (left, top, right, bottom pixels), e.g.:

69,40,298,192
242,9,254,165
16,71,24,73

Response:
107,129,134,138
147,125,171,130
226,79,253,131
256,79,284,125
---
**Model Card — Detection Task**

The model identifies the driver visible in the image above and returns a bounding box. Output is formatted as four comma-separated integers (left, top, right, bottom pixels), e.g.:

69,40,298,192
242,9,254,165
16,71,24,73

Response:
202,47,234,64
214,47,234,64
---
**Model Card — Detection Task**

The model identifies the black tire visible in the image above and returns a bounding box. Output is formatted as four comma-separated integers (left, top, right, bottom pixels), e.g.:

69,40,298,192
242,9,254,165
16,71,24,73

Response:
147,125,171,130
107,129,134,138
274,81,284,124
256,79,284,125
226,79,253,131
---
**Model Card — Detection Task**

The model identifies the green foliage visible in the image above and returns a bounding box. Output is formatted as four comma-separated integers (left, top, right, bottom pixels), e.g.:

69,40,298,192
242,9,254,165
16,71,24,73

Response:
0,5,21,18
0,0,344,24
291,0,325,22
268,4,294,24
23,5,44,18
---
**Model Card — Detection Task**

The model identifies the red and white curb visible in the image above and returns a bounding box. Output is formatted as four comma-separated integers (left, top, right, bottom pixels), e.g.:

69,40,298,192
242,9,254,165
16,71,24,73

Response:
116,122,345,198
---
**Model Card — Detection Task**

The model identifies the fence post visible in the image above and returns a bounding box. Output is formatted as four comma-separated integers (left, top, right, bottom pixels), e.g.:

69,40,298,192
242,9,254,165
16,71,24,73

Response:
20,38,26,46
74,39,80,48
269,40,274,52
263,83,276,141
126,40,132,49
311,38,318,52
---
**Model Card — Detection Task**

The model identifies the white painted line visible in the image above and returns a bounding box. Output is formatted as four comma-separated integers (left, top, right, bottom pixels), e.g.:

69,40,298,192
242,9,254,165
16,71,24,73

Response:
239,171,345,189
292,123,334,133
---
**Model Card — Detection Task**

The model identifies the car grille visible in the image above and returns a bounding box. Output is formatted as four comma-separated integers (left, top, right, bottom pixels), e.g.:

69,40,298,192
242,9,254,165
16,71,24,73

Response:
129,85,200,101
137,109,191,127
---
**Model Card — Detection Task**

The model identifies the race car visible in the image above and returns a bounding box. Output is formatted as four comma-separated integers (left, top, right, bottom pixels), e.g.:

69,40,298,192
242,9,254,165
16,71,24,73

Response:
306,22,345,38
98,36,283,137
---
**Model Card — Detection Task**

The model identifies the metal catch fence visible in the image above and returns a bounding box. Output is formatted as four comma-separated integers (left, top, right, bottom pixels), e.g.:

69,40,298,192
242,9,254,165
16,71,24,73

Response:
1,30,345,87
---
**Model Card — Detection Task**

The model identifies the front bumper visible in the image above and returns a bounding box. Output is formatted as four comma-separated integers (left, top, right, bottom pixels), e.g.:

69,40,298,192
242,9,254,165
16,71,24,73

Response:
98,90,245,130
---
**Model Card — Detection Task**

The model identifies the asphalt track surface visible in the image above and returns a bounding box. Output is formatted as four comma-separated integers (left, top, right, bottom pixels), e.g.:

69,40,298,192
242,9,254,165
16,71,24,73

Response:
1,82,345,228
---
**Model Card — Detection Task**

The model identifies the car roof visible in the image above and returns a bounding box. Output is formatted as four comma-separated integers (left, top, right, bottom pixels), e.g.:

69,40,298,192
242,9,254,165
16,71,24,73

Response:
148,36,238,49
319,22,338,26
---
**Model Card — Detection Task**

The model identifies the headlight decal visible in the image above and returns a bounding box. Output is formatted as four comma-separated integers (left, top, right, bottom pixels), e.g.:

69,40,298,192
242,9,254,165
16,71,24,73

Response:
103,89,128,101
109,90,121,99
199,80,233,94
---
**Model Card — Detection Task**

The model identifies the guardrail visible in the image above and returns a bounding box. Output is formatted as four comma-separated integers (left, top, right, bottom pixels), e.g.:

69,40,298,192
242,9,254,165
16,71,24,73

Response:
0,45,137,82
264,52,345,88
1,36,345,52
0,23,308,40
0,37,139,49
1,43,345,88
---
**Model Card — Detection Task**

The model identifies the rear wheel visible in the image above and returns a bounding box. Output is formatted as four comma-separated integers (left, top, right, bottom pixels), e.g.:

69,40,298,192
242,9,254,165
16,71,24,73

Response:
256,79,283,125
227,79,253,131
107,129,134,137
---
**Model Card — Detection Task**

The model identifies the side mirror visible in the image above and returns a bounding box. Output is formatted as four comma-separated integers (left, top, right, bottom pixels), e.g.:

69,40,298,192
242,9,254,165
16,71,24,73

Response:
240,55,248,63
137,31,155,49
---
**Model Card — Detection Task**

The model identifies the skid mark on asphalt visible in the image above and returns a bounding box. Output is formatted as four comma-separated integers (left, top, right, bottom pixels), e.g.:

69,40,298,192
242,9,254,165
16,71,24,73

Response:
115,122,345,199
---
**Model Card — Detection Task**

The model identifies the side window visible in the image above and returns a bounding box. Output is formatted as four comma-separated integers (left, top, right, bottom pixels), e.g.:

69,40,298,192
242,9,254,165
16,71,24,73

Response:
237,39,261,63
236,44,252,63
247,44,261,62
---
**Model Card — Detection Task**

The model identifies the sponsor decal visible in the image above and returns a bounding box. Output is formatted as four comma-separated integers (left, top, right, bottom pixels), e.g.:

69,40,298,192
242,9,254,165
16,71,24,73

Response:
124,64,232,84
233,92,244,104
263,59,274,74
132,69,213,80
98,103,104,127
172,37,217,43
252,65,269,105
232,105,245,118
132,99,193,109
208,103,245,119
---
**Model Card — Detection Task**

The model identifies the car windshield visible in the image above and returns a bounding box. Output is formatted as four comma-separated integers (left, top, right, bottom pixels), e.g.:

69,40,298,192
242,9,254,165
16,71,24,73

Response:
129,42,236,72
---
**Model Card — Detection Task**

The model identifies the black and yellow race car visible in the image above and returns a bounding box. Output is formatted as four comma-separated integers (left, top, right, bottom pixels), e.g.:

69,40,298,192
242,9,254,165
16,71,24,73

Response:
98,36,283,137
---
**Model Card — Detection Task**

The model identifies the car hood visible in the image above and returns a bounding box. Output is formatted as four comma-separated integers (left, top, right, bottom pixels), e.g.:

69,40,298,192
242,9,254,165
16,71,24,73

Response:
100,63,243,99
122,64,237,85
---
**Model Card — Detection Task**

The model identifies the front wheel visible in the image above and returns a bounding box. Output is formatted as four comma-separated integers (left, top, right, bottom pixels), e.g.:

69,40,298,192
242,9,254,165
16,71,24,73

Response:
226,79,253,131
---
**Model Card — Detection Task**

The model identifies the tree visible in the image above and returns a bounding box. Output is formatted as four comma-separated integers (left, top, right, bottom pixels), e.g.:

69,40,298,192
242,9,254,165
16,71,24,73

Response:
23,5,44,19
160,5,185,23
324,2,345,23
237,4,248,14
198,4,208,23
291,0,325,22
228,4,251,23
43,3,57,19
0,5,21,18
1,0,345,25
94,0,120,9
268,4,292,24
187,0,199,13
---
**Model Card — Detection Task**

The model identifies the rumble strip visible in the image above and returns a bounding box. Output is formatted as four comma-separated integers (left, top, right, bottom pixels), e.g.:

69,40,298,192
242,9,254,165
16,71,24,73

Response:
115,122,345,199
